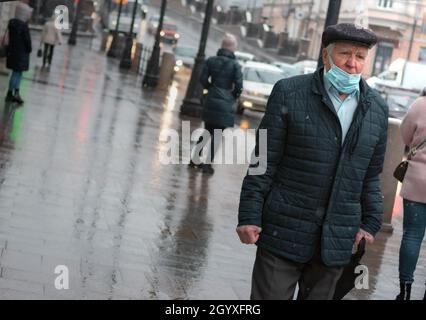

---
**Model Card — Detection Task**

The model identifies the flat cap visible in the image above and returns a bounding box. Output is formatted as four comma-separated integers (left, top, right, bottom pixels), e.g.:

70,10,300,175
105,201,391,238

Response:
322,23,378,49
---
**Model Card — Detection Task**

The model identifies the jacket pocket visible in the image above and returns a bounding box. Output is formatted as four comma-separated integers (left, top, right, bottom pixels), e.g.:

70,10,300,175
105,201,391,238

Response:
329,202,362,227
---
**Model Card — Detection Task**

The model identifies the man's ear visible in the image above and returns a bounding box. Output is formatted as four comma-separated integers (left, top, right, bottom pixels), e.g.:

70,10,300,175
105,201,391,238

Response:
322,48,330,70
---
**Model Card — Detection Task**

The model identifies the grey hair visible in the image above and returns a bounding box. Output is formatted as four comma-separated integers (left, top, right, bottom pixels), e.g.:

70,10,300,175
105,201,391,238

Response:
326,43,334,55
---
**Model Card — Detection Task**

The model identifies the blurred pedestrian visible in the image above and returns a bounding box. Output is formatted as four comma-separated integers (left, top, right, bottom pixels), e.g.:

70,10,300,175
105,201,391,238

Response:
237,23,389,300
396,87,426,300
189,34,243,175
40,15,63,68
5,0,33,105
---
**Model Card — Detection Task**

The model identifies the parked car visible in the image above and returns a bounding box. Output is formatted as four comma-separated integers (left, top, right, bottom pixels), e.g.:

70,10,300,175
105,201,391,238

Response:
160,22,180,44
383,88,419,120
147,15,179,43
237,62,289,114
367,58,426,92
173,46,198,72
272,61,298,78
292,60,317,75
234,51,256,66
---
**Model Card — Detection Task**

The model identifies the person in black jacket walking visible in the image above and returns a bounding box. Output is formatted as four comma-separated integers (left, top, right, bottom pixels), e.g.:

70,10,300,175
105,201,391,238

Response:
189,34,243,174
5,0,33,105
237,24,389,300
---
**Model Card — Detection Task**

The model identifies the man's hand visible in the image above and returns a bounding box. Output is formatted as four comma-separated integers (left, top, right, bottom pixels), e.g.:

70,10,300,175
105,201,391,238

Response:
355,228,374,247
236,225,262,244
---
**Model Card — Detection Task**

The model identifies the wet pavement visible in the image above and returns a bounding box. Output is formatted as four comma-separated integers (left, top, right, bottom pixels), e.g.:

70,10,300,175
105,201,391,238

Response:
0,24,424,300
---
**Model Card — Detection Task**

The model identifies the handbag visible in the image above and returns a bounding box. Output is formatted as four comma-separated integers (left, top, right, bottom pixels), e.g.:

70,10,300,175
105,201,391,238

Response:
393,137,426,182
37,47,43,58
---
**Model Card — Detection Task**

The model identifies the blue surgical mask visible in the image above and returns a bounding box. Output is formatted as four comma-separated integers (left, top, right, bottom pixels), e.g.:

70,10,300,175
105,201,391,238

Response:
325,56,361,94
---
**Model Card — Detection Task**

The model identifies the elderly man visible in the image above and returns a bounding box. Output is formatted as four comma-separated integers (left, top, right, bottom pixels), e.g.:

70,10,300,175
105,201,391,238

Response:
237,23,389,300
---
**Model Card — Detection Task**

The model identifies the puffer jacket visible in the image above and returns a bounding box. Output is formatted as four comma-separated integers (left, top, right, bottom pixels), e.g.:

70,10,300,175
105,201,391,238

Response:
400,96,426,204
238,68,389,267
6,18,32,72
41,20,63,46
200,48,243,128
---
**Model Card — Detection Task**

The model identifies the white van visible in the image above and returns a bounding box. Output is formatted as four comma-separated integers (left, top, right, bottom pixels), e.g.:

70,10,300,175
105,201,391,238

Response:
367,58,426,92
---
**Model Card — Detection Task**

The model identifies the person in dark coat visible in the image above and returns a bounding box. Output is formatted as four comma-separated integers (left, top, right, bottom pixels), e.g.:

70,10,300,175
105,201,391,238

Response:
189,34,243,174
5,0,33,105
237,23,389,300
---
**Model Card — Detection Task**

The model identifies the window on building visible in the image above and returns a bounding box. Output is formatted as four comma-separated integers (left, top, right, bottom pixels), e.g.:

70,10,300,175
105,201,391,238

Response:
373,42,394,75
378,0,393,9
419,47,426,63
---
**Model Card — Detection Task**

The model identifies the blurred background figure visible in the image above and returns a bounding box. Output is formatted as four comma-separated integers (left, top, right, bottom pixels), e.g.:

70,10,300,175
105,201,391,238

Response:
5,0,33,105
396,87,426,300
189,33,243,175
40,15,63,69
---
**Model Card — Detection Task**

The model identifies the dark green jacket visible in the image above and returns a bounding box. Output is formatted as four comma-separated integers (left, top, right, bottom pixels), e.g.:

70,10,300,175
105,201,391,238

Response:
238,68,389,267
200,48,243,128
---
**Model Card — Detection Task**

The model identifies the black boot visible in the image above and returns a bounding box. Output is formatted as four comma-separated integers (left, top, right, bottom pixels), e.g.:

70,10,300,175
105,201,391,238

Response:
12,90,24,104
396,282,411,300
188,160,200,169
201,163,214,175
5,91,14,102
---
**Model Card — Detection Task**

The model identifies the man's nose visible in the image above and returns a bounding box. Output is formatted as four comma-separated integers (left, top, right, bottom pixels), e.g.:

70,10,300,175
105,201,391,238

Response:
346,55,357,68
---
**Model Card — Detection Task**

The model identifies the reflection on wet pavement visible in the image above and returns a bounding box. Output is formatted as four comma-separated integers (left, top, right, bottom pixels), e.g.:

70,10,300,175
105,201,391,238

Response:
0,32,424,300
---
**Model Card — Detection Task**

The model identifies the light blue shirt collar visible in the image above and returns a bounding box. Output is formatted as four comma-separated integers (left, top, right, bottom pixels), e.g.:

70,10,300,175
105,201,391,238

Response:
322,70,360,143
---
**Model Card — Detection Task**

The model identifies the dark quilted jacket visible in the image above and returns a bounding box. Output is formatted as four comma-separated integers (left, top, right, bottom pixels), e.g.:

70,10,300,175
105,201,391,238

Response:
200,48,243,128
6,19,32,72
238,68,389,267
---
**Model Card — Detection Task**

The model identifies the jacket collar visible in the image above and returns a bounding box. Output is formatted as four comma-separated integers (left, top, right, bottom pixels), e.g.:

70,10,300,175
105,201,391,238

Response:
217,48,236,59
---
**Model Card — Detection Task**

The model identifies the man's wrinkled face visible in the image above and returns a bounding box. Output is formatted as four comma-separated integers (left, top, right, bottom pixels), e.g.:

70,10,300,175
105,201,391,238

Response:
322,42,369,75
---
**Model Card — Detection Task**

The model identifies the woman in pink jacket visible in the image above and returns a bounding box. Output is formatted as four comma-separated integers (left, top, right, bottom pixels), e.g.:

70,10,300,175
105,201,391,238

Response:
40,15,63,68
396,88,426,300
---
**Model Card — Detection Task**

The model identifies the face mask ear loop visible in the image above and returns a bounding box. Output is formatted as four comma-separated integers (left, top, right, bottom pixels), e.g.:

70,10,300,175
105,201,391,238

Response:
327,52,334,73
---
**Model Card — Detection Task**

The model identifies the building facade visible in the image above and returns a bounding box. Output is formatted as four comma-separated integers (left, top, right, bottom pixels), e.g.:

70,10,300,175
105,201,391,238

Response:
262,0,426,77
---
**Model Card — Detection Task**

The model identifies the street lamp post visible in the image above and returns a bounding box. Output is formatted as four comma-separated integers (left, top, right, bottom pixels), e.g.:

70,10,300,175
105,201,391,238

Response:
68,0,83,45
107,0,125,58
34,0,42,24
180,0,214,117
401,1,421,86
143,0,167,88
317,0,342,68
120,0,139,69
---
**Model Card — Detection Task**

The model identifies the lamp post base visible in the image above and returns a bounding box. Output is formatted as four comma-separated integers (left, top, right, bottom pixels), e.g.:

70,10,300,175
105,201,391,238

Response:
142,74,160,88
107,32,121,58
120,36,133,69
68,36,77,45
180,98,203,117
142,44,161,88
